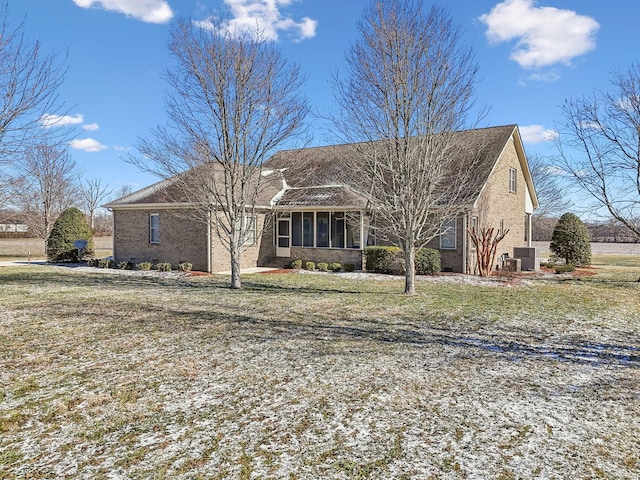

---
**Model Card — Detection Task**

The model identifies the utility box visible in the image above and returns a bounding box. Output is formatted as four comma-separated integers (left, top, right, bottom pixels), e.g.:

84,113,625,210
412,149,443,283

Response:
504,258,521,272
513,247,539,271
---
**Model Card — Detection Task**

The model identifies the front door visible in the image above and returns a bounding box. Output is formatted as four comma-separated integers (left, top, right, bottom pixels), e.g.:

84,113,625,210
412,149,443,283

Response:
276,217,291,257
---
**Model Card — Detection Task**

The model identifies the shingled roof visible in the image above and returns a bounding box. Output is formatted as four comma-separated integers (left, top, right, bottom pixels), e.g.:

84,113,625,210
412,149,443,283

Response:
104,163,285,209
265,124,527,208
105,125,535,211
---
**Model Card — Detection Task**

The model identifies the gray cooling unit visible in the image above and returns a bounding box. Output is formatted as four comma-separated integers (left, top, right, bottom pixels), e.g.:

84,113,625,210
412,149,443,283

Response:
513,247,539,271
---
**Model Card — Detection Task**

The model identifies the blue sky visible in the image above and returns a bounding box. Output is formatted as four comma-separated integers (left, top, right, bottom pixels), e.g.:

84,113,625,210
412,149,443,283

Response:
9,0,639,193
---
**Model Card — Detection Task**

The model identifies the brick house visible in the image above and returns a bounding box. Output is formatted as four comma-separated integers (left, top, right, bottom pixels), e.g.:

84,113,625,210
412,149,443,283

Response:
105,124,538,273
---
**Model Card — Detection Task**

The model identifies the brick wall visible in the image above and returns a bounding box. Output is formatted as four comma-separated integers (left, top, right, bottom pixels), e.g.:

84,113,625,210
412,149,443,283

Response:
113,208,209,271
469,136,528,272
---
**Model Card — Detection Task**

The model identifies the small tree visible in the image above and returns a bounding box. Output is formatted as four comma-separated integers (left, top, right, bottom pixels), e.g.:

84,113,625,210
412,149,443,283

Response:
550,212,591,266
468,226,509,277
46,207,94,262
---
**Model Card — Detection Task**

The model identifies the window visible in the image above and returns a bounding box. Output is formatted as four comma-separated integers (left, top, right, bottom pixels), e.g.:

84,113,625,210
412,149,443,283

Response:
303,213,314,247
509,167,517,193
149,214,159,244
291,212,302,246
244,215,256,245
316,212,329,247
331,213,345,249
439,219,456,250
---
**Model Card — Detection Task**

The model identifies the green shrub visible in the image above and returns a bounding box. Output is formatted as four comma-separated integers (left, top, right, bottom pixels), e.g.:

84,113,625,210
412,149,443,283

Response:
365,246,402,274
86,258,98,267
155,262,172,272
289,259,303,269
550,213,591,266
178,262,192,272
317,262,329,272
330,262,342,272
97,258,109,268
305,261,315,270
343,263,356,272
46,207,94,262
137,262,152,271
554,263,576,274
415,248,441,275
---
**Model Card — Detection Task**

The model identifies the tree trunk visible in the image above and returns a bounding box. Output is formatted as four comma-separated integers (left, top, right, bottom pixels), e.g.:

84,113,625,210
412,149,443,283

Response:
230,248,242,289
404,244,416,295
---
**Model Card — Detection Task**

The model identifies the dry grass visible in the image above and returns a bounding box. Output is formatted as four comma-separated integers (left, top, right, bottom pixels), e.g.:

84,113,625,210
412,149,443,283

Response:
1,264,639,479
0,236,113,260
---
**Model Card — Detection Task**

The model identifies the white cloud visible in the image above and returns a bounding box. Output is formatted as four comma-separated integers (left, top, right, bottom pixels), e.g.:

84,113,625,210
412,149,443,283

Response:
519,70,561,85
70,138,108,152
82,123,100,131
40,113,84,128
197,0,317,41
113,145,131,152
72,0,173,24
520,124,558,143
479,0,599,69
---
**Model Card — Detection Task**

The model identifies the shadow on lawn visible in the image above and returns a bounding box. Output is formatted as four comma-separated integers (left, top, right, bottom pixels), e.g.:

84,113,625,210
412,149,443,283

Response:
209,313,640,370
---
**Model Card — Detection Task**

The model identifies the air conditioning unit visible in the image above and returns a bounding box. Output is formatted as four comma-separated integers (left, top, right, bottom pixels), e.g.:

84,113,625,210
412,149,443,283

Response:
513,247,539,271
504,258,521,272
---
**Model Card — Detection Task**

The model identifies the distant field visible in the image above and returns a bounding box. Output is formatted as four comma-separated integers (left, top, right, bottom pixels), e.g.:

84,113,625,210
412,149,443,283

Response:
0,236,112,260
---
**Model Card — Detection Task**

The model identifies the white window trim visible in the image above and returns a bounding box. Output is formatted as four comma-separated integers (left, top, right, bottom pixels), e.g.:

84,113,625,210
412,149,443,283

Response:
439,219,457,250
509,167,517,193
149,213,160,244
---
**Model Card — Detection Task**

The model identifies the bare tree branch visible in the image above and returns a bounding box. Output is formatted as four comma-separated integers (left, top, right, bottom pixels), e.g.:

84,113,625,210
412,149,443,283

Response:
332,1,481,294
0,1,69,163
80,178,112,230
556,63,640,238
128,19,309,288
10,140,79,240
528,154,572,235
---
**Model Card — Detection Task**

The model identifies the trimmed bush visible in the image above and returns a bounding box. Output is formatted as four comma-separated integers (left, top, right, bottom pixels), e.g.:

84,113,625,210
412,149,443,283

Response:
178,262,192,272
86,258,98,267
118,261,134,270
289,259,303,269
46,207,94,262
343,263,356,272
554,263,576,274
550,213,591,266
155,262,172,272
305,261,315,270
317,262,329,272
365,246,402,274
137,262,152,271
330,262,342,272
415,248,441,275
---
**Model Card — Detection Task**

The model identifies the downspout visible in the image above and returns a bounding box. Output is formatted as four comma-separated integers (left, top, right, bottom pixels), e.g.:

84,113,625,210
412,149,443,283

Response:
527,214,532,247
110,209,116,261
462,212,467,274
207,209,212,273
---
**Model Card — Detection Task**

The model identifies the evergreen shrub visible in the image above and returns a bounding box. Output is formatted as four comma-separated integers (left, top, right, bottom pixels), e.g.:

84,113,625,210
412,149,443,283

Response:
46,207,94,262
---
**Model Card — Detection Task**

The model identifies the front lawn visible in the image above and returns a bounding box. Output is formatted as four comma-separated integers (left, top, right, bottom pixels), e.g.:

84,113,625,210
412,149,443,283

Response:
1,266,639,479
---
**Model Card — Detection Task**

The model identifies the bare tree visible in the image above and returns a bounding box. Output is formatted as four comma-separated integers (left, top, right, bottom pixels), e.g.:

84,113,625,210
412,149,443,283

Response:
129,19,308,288
80,178,112,230
528,154,571,236
0,2,67,163
556,63,640,238
332,1,481,294
11,141,79,240
468,226,509,277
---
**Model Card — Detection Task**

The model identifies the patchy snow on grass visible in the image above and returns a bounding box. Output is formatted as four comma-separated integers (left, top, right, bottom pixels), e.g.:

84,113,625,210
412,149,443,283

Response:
0,265,639,478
